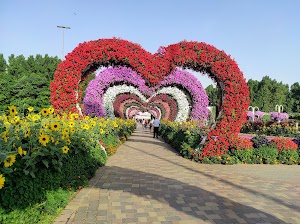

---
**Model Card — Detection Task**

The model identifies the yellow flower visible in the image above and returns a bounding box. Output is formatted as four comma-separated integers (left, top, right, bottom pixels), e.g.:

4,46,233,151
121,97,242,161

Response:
48,107,54,114
113,123,118,128
22,150,27,156
51,122,61,131
39,134,50,146
28,106,34,112
62,146,70,154
81,124,90,130
61,134,69,140
24,128,30,138
90,121,96,127
100,129,105,134
18,146,23,156
32,114,41,121
62,128,69,135
68,121,75,128
0,174,5,189
14,116,20,123
9,105,17,116
66,139,71,145
41,108,49,116
4,155,16,167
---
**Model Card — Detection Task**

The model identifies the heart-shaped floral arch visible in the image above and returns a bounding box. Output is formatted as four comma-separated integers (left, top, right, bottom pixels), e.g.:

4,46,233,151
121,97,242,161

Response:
50,38,251,157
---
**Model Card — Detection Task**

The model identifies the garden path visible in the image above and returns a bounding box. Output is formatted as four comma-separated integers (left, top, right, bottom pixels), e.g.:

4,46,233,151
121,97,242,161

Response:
55,125,300,224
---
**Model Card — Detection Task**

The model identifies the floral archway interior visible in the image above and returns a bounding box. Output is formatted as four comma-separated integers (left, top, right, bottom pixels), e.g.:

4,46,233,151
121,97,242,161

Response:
50,38,250,156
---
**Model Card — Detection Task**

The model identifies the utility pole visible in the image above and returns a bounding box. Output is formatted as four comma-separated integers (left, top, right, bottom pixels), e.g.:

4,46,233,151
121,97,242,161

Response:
57,26,71,59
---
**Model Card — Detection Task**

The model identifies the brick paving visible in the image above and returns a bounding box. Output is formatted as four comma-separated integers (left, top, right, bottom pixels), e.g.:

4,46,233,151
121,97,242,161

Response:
54,126,300,224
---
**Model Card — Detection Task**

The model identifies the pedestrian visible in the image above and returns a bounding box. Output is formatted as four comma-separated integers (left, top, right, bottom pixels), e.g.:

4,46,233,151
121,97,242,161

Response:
153,117,160,138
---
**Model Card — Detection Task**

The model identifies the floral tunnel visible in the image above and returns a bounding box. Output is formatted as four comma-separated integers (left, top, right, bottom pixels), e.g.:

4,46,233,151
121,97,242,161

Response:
83,66,208,122
50,38,250,157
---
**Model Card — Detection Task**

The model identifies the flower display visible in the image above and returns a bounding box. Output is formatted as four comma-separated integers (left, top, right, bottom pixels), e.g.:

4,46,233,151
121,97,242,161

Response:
50,38,250,156
270,112,289,122
84,66,208,122
100,84,189,121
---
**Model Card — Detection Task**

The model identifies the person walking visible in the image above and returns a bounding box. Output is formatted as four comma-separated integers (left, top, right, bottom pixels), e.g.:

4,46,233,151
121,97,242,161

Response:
153,117,160,139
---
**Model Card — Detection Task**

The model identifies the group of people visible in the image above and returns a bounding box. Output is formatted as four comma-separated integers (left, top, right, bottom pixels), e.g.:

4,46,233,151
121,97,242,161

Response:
136,117,160,138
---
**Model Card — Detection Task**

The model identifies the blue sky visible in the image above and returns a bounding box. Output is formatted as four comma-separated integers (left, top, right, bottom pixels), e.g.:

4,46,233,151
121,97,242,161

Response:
1,0,299,87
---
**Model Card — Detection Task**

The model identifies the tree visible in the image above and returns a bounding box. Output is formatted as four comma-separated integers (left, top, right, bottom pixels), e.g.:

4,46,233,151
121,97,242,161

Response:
205,84,219,107
290,82,300,112
0,54,60,112
0,54,7,73
248,76,291,112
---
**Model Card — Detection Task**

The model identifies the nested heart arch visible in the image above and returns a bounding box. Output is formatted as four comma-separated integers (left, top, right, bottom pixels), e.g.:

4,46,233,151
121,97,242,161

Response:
50,38,251,157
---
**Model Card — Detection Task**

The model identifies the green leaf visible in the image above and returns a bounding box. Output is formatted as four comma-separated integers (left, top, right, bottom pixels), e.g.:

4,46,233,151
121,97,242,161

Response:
42,159,49,168
2,167,13,174
30,171,36,178
23,169,29,175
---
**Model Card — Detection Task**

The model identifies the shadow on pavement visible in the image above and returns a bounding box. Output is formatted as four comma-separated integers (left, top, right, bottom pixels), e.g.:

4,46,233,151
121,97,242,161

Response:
93,165,286,223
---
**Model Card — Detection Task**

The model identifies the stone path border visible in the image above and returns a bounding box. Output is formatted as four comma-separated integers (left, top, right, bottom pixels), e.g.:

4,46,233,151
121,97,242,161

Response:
55,125,300,224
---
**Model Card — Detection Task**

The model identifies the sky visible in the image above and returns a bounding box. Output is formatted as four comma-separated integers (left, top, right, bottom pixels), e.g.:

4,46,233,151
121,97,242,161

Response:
1,0,300,88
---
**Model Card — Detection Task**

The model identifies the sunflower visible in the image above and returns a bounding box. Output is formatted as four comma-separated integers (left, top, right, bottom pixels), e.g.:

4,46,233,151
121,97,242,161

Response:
41,108,49,116
39,134,50,146
0,174,5,189
4,155,16,167
100,128,105,134
28,106,34,112
68,121,75,128
9,105,17,116
62,146,70,154
62,128,69,135
32,114,41,121
51,122,61,131
14,116,20,123
18,146,23,156
48,107,54,114
81,124,90,130
90,121,96,127
24,128,30,138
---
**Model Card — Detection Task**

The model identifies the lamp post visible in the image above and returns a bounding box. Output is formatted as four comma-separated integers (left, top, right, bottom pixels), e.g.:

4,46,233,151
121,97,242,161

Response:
248,106,259,122
57,26,71,59
275,104,283,113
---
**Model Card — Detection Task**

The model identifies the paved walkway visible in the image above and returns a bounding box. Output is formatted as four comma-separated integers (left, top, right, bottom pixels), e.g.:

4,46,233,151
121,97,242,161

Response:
55,126,300,224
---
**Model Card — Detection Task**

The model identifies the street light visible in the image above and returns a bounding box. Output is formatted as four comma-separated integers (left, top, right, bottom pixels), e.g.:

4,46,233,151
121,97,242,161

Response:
57,26,71,59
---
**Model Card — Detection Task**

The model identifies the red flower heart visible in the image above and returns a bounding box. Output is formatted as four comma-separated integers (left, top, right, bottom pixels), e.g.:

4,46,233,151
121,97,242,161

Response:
50,38,250,157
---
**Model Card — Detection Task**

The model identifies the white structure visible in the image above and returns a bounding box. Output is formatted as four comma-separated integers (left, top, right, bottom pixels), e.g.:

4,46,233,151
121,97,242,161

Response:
135,112,151,120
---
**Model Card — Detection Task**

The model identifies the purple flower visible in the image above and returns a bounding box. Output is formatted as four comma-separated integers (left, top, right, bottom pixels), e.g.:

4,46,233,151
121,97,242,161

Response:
270,112,289,122
84,66,209,120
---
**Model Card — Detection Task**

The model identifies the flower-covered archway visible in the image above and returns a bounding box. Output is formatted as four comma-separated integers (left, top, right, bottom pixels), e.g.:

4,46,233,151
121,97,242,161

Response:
50,38,250,156
83,66,208,122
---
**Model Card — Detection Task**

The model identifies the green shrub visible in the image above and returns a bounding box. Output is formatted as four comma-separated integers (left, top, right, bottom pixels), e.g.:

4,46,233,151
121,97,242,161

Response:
253,146,278,164
230,148,254,164
278,150,299,165
262,114,271,123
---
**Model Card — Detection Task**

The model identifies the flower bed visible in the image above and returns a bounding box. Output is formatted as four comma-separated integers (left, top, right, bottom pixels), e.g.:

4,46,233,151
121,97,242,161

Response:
159,121,300,165
0,106,135,213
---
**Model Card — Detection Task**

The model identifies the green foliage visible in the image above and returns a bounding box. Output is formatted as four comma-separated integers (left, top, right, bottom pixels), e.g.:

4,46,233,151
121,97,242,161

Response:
278,150,299,165
205,84,220,107
0,188,73,224
229,149,254,164
262,114,271,123
247,76,295,113
253,146,278,164
0,54,60,112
